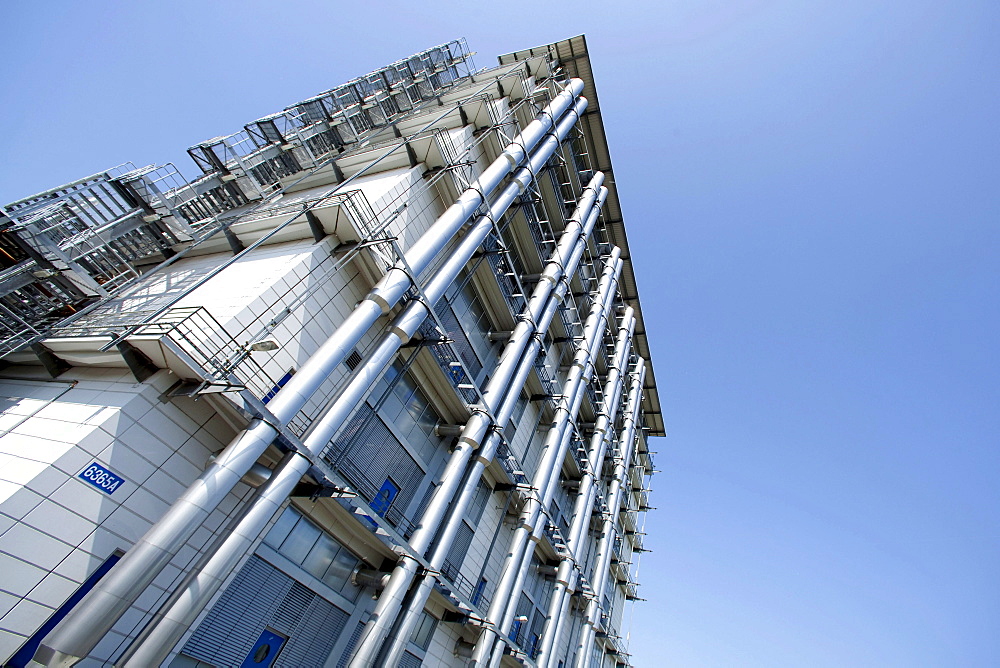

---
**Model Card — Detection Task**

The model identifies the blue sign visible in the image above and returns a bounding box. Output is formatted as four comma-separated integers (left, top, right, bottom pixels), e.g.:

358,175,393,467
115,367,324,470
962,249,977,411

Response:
370,478,400,517
78,463,125,495
240,628,286,668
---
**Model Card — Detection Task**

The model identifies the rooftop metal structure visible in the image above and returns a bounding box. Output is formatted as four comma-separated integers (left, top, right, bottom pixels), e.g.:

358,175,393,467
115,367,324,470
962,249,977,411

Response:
0,40,475,359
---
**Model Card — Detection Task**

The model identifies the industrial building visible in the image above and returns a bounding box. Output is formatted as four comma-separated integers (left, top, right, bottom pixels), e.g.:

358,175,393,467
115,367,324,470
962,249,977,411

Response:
0,36,663,667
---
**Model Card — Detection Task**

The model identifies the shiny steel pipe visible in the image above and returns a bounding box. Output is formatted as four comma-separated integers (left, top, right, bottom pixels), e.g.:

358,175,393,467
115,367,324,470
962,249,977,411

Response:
374,202,610,667
119,97,592,668
35,79,586,668
573,359,646,668
480,255,623,668
354,180,608,668
472,249,623,668
536,308,635,666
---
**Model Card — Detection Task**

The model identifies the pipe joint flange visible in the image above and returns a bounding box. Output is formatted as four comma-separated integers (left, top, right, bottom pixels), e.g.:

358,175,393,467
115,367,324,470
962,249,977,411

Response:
504,141,528,169
537,271,559,287
389,324,412,345
369,292,393,315
547,257,567,275
469,406,493,421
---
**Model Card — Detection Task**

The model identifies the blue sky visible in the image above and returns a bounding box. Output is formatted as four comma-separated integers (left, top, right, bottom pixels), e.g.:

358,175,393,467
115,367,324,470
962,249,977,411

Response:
2,1,998,666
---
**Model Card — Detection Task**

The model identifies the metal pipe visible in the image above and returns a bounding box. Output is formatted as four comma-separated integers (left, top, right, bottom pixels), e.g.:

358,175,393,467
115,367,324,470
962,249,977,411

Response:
535,309,635,666
573,359,646,668
352,179,608,668
352,568,393,590
471,250,623,668
480,257,623,668
372,183,611,667
34,79,587,668
119,95,593,668
373,274,579,667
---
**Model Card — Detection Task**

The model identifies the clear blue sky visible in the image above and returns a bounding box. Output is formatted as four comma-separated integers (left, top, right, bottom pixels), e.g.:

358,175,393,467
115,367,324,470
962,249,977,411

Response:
2,1,998,666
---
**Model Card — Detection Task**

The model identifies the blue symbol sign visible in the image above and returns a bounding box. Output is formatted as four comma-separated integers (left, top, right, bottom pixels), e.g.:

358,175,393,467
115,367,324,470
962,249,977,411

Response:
370,478,400,517
78,463,125,495
241,628,287,668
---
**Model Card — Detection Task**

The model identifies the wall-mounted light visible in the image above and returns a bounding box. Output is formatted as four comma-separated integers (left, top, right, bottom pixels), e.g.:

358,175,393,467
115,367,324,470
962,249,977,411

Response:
247,339,280,352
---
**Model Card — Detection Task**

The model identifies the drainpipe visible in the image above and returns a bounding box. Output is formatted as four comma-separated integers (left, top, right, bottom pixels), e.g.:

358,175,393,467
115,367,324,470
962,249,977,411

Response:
535,308,635,666
33,78,586,668
472,249,623,668
573,359,646,668
372,193,610,668
118,97,591,668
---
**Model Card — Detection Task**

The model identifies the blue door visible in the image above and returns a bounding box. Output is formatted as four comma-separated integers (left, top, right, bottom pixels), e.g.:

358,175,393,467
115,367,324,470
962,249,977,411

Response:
370,478,400,517
240,628,287,668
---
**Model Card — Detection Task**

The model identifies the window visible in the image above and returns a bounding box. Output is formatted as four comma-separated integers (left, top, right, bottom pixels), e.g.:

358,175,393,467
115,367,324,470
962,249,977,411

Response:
508,618,523,643
468,479,492,525
264,507,361,600
410,611,438,650
369,361,444,462
505,391,530,438
442,522,474,581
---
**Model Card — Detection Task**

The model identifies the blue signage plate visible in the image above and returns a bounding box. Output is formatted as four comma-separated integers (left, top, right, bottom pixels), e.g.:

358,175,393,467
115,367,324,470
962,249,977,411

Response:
78,462,125,495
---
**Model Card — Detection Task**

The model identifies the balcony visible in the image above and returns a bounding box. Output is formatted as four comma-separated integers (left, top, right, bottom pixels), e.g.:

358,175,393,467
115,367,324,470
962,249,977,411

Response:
625,530,644,552
619,506,638,534
618,578,641,601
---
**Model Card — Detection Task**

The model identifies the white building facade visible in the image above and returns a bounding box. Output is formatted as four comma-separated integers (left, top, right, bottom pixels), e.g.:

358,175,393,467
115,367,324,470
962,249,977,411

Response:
0,36,663,668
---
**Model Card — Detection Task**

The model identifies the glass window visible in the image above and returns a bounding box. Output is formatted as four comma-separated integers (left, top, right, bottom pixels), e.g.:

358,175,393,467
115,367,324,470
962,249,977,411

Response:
410,611,437,650
264,507,298,550
509,618,523,643
469,479,491,524
278,515,320,564
324,548,358,593
414,400,437,437
472,577,487,606
302,536,339,581
264,507,362,602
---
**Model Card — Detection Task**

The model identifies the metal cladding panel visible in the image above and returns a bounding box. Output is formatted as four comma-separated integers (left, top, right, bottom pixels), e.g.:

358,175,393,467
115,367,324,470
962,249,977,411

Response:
182,555,349,668
500,36,666,437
